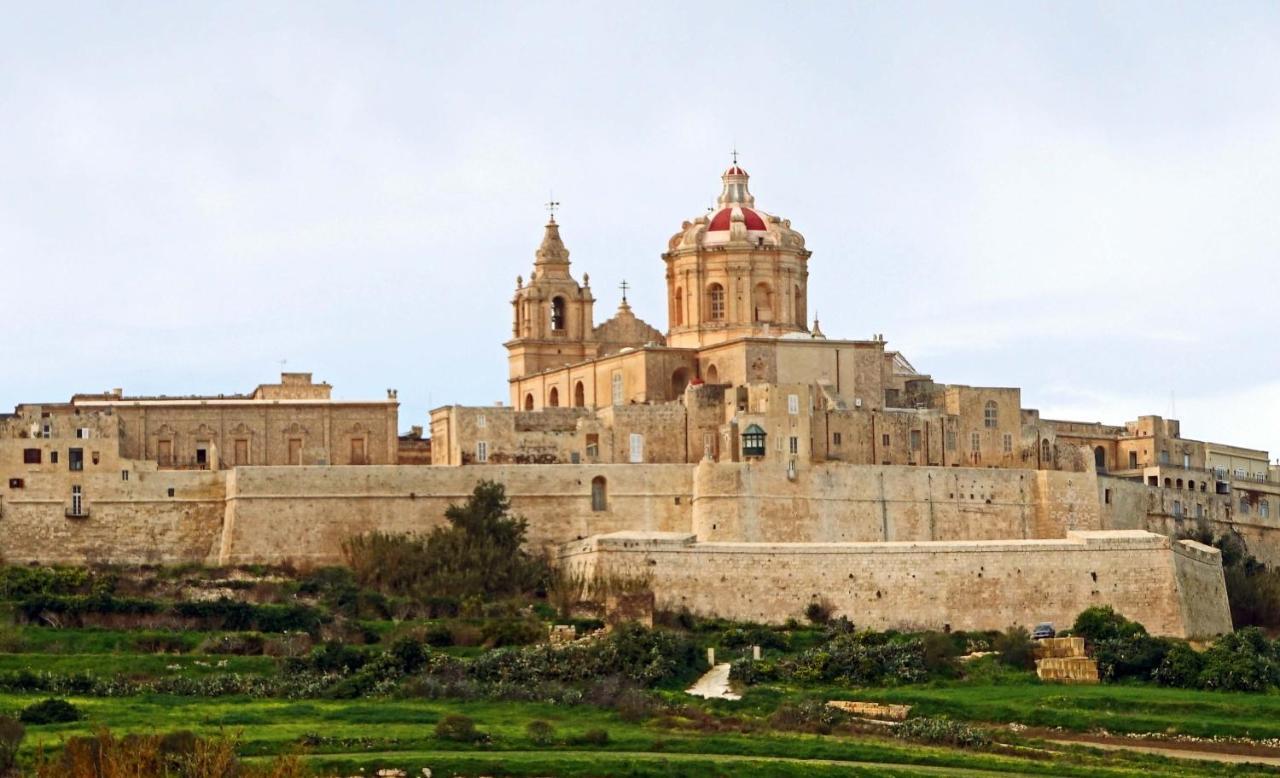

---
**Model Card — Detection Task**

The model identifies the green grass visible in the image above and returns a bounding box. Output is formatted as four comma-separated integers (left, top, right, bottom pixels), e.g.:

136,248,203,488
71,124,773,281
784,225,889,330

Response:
0,652,277,677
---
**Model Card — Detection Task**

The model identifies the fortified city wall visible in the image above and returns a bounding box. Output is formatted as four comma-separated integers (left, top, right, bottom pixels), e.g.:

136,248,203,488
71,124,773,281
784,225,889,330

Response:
558,530,1233,638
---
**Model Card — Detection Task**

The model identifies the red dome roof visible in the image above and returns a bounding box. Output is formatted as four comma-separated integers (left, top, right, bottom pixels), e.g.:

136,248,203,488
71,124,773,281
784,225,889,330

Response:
724,165,747,176
708,206,766,231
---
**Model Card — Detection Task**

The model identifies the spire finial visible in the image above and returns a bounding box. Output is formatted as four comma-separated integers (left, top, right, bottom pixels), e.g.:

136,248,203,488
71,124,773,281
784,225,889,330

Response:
545,193,560,223
618,279,630,303
731,145,738,165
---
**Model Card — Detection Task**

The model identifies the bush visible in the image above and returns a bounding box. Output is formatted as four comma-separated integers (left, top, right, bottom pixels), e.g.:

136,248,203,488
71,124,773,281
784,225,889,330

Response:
20,698,81,725
770,631,928,686
804,599,834,624
423,623,454,647
1072,606,1147,645
435,714,481,742
199,632,266,656
1093,635,1173,682
720,625,788,651
574,728,609,746
1197,627,1280,692
526,719,556,746
1154,642,1206,688
482,617,544,648
0,716,23,770
894,717,991,748
388,637,428,674
306,641,367,674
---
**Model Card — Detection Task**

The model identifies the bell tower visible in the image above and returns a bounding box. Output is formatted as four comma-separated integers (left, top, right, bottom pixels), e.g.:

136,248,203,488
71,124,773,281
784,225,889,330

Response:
505,215,596,381
663,161,810,349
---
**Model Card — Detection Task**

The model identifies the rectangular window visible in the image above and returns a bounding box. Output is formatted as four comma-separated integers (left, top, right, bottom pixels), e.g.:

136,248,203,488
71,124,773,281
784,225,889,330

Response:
1159,450,1169,465
195,445,209,466
1234,467,1247,479
475,441,488,463
832,432,842,446
1002,433,1012,454
41,423,51,438
789,436,798,454
50,451,58,465
71,485,83,517
611,371,624,405
970,432,981,453
23,448,41,464
1129,451,1138,468
585,433,600,459
8,478,23,489
1172,500,1182,517
76,427,90,439
910,430,922,451
476,415,486,429
1195,503,1204,519
121,470,129,482
68,448,84,472
629,433,644,463
945,430,957,451
787,394,799,415
1104,488,1112,505
1183,453,1191,468
881,433,890,447
288,438,302,465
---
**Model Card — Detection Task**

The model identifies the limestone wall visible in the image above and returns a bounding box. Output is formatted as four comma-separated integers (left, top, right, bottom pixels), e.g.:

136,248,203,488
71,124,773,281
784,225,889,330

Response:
0,468,226,565
691,462,1101,543
559,530,1233,638
218,464,693,565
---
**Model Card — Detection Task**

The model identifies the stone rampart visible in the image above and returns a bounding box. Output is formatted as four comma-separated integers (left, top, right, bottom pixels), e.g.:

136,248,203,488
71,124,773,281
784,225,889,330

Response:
558,529,1233,638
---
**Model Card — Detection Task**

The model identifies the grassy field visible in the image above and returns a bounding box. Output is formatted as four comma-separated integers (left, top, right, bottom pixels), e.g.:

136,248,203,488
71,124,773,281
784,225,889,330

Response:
3,692,1273,777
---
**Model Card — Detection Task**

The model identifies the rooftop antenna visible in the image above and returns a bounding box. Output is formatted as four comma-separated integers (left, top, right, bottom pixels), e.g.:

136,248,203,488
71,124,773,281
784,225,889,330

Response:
545,193,560,223
619,279,630,304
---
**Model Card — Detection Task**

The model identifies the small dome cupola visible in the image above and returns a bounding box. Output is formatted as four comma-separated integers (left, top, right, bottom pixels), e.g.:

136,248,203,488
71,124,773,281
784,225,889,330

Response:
708,161,767,233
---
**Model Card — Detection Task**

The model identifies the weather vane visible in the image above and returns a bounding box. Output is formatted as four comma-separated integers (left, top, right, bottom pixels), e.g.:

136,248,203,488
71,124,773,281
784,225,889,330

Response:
545,194,560,222
619,279,630,303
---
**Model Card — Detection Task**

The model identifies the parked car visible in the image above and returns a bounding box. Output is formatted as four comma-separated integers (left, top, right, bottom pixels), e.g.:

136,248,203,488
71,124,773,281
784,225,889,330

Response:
1032,622,1056,640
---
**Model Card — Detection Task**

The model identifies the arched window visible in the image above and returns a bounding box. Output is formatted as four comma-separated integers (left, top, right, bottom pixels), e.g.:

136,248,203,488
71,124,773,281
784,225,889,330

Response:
1164,478,1172,488
1240,497,1250,515
548,387,559,407
707,283,725,321
573,381,585,408
1187,480,1195,492
1176,478,1183,489
591,476,607,512
705,363,719,384
1041,439,1051,462
983,401,998,429
1261,499,1271,519
1095,447,1106,471
550,296,566,331
742,424,766,457
523,393,534,411
752,282,773,322
674,288,684,326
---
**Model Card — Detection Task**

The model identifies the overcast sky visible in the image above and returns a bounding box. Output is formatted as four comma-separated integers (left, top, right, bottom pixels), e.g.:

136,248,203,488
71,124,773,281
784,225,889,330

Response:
2,3,1278,455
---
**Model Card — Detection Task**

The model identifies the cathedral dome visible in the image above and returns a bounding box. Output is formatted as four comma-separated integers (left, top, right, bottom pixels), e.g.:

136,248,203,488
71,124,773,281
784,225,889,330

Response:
667,160,806,252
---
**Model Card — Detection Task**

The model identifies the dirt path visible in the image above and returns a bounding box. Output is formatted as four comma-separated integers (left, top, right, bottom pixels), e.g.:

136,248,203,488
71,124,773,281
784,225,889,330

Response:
1048,738,1280,767
268,749,1046,777
685,662,741,700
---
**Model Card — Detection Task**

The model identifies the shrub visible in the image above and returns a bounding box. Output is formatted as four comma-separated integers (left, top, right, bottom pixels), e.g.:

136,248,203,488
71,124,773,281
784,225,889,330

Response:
199,632,266,656
526,719,556,746
388,637,428,674
0,716,23,771
574,728,609,746
435,714,481,742
771,631,928,686
1072,606,1147,645
894,716,991,748
307,641,367,674
1154,642,1206,688
1197,627,1280,692
720,625,788,651
804,599,833,624
423,623,454,647
1093,635,1173,682
131,631,192,654
482,617,544,648
20,698,81,725
614,687,655,723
